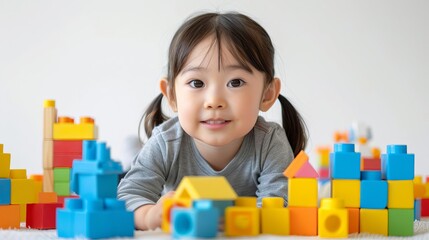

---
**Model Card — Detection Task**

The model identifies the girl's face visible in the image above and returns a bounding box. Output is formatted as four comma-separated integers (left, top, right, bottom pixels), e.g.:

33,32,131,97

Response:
164,37,274,148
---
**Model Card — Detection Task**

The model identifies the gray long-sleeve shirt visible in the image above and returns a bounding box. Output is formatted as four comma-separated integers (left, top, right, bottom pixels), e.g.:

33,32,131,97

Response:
117,116,294,211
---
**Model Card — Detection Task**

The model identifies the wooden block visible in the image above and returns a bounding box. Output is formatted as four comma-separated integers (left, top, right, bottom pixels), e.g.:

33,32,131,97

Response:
43,102,57,140
43,140,53,169
43,169,54,192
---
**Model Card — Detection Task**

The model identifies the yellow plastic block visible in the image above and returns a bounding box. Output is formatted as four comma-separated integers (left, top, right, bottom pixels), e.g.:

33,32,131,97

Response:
30,174,43,201
261,197,289,235
19,204,26,222
0,205,20,229
289,207,318,236
388,180,414,208
235,197,257,207
360,209,388,236
317,147,331,167
174,176,237,201
288,178,318,207
225,206,260,236
11,178,37,204
10,169,27,179
332,180,360,208
0,152,11,178
283,150,309,178
161,197,191,233
53,119,97,140
318,198,348,238
424,183,429,198
348,208,360,234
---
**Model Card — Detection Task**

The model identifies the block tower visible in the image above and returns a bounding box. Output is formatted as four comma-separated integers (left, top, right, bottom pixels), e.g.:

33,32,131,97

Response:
283,150,319,236
0,144,38,228
56,140,133,238
43,100,97,202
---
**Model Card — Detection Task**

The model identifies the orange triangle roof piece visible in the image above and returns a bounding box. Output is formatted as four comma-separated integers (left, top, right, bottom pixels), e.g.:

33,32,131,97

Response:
294,160,319,178
283,150,309,178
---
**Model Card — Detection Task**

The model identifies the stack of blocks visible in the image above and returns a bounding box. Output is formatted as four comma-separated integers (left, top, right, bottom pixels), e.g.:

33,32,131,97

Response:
283,150,319,236
330,143,415,236
43,99,97,204
0,144,39,228
56,140,133,238
414,176,429,219
316,147,330,185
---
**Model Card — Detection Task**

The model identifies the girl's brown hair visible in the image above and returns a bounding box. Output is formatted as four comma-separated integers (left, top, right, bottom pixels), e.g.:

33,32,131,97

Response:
140,12,307,156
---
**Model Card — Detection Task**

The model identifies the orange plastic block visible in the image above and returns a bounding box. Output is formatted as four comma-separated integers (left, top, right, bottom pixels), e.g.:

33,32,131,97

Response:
261,197,289,235
161,197,191,233
53,117,97,140
360,209,388,236
288,178,318,207
283,150,309,178
225,206,260,236
30,174,43,200
0,205,20,229
348,208,360,234
38,192,58,203
318,198,348,238
289,207,318,236
415,183,426,199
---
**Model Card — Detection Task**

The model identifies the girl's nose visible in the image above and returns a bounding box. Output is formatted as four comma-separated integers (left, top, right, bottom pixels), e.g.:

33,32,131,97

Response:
204,89,226,109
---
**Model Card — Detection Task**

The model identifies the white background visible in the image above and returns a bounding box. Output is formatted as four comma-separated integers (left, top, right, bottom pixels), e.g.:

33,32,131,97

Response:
1,0,428,176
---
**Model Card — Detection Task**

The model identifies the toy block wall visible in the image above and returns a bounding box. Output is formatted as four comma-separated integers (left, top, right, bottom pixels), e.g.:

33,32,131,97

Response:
56,140,133,239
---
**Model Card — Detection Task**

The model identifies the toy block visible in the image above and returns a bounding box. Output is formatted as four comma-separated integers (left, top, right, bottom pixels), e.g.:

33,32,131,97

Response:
54,140,83,153
415,199,421,220
318,198,348,238
172,206,219,238
261,197,289,235
0,204,20,229
283,150,308,178
43,168,54,192
388,208,414,236
174,176,237,202
193,199,234,217
38,192,58,203
20,203,26,222
10,169,27,179
289,207,318,236
317,147,331,167
71,141,122,199
415,182,426,199
425,183,429,198
288,178,318,207
361,170,381,180
162,197,191,233
53,117,98,140
387,180,414,208
53,154,82,168
0,151,11,178
362,157,381,171
333,131,348,142
54,182,70,196
54,167,71,183
360,209,388,236
318,167,329,179
347,208,359,234
330,143,361,179
57,198,134,238
421,198,429,217
225,206,260,236
11,178,36,204
235,196,257,207
0,178,11,204
295,160,319,178
381,145,414,180
372,147,381,158
43,140,54,169
332,180,360,208
43,99,57,140
57,195,79,207
360,180,387,209
26,202,62,229
30,174,43,198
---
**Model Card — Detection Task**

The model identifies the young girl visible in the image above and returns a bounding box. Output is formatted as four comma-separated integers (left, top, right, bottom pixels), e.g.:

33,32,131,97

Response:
117,11,307,230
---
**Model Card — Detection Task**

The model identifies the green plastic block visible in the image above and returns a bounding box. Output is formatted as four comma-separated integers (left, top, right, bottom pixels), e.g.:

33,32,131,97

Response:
54,182,70,196
388,208,414,236
54,168,71,183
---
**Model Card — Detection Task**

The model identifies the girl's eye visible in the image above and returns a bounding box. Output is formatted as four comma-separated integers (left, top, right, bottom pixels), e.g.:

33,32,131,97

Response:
188,80,204,88
227,79,245,88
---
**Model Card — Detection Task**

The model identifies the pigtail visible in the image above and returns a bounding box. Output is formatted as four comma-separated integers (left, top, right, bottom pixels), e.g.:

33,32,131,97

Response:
138,93,169,142
277,94,307,156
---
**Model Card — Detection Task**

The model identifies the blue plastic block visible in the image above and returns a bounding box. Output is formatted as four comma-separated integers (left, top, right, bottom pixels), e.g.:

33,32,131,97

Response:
193,199,233,217
0,178,11,205
360,180,388,209
361,171,382,180
172,207,219,238
381,145,414,180
415,199,421,221
75,174,118,199
330,143,361,179
57,198,83,238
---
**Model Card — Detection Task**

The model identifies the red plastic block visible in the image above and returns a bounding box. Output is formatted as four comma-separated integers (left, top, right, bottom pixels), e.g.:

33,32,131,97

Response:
26,203,62,229
362,158,381,171
54,140,83,154
53,154,82,168
422,198,429,217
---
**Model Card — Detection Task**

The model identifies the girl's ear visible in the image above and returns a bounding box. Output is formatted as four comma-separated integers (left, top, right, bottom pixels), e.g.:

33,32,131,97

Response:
260,78,281,112
160,79,177,112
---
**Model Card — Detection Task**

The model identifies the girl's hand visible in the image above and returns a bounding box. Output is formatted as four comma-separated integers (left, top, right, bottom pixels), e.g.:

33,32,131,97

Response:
135,191,176,230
